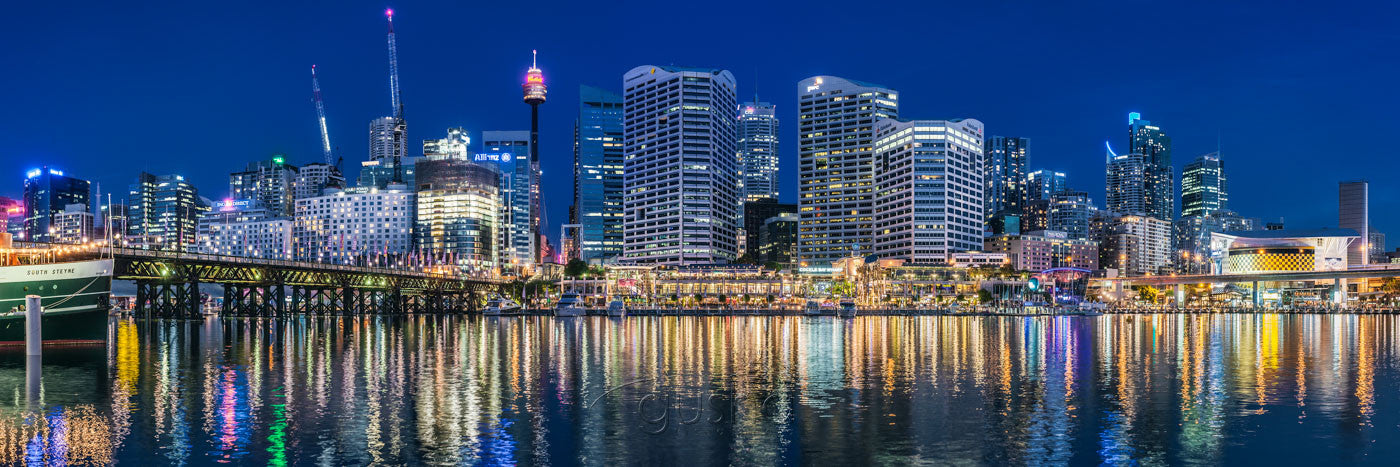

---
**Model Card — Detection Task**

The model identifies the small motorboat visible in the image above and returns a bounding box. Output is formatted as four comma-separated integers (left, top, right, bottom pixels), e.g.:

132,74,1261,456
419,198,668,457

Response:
804,300,823,316
484,296,522,315
838,299,857,318
555,292,585,317
607,299,626,317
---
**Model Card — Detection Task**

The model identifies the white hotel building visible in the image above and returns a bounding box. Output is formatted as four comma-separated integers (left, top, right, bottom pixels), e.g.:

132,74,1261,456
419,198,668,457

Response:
621,65,739,265
872,118,986,264
293,185,414,264
197,202,292,259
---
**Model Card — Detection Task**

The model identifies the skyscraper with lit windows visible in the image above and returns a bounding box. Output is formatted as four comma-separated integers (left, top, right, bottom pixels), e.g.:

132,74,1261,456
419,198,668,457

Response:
796,76,898,268
572,85,625,263
1181,152,1227,218
1128,112,1174,221
738,100,779,202
872,118,985,264
622,65,739,265
22,167,89,243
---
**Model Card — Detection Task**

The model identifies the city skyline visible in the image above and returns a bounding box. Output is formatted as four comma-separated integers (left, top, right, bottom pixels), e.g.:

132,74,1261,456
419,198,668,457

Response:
3,1,1398,245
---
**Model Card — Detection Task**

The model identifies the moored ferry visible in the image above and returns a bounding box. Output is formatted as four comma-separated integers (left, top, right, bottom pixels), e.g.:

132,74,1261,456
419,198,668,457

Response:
0,241,111,345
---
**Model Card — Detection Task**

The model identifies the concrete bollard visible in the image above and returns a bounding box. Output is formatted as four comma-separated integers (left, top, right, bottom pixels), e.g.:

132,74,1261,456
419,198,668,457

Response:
25,295,41,357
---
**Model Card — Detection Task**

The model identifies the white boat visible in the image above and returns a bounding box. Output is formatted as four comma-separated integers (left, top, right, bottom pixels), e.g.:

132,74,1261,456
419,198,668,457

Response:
555,292,585,317
607,299,626,317
484,296,522,316
804,300,823,316
838,299,857,318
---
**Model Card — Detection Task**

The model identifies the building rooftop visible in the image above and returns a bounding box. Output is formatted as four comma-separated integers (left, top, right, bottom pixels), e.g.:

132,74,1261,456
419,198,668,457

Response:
1220,228,1360,239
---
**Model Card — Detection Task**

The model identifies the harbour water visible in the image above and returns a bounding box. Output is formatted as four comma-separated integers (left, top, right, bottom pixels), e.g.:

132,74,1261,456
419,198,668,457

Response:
0,314,1398,464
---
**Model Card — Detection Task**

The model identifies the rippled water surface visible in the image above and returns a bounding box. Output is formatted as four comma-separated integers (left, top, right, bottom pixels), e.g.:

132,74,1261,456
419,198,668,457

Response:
1,314,1399,465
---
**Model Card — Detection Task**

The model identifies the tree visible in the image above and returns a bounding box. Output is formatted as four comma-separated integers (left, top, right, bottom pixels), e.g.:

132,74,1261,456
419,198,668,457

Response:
735,253,758,265
564,259,588,278
1138,286,1160,304
829,280,856,297
978,289,994,304
764,261,783,272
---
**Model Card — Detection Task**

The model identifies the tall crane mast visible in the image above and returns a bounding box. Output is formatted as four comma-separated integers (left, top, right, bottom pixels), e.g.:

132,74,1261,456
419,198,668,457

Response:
385,8,402,118
311,65,333,166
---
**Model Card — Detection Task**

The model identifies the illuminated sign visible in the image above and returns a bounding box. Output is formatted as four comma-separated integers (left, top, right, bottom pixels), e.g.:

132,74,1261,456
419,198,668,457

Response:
743,106,754,114
474,152,514,163
217,199,252,212
272,155,285,165
26,169,40,179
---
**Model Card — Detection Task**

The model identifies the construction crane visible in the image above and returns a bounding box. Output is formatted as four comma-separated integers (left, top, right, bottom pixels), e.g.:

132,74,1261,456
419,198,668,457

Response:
385,8,401,118
311,65,333,166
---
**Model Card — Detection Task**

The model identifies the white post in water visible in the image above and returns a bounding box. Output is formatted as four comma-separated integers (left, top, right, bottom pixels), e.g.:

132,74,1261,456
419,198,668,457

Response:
24,295,41,407
25,295,41,356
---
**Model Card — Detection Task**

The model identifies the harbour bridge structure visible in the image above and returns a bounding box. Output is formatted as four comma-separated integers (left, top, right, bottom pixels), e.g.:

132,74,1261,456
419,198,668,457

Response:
1090,264,1400,308
49,245,500,318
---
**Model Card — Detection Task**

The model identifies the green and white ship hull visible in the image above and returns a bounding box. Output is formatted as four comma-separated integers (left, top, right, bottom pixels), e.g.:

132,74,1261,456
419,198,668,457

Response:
0,259,111,345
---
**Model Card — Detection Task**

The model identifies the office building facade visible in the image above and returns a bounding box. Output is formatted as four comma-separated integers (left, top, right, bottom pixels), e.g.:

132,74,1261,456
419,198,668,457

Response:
742,198,797,260
52,203,93,244
480,130,537,272
796,76,898,268
1025,169,1066,204
1339,180,1369,267
738,100,780,202
230,156,297,217
126,172,203,251
872,118,985,264
1181,152,1227,218
23,167,90,243
572,85,626,264
622,65,739,265
415,158,501,274
1048,190,1097,240
1093,213,1172,276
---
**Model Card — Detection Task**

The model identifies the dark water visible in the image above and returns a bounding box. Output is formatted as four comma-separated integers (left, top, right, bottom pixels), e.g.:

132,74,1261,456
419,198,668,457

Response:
0,314,1398,465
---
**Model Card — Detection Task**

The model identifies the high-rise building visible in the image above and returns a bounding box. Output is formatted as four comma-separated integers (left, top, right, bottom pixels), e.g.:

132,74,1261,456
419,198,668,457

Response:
1093,212,1171,276
1181,152,1227,218
415,158,501,274
293,185,413,264
622,65,739,265
360,116,411,189
480,130,536,273
985,136,1029,215
572,85,626,263
759,213,798,268
52,203,93,244
738,100,780,202
1369,230,1387,265
230,156,297,217
872,118,985,264
126,172,204,251
742,198,797,261
796,76,899,267
1172,210,1256,273
1024,169,1066,204
1127,112,1174,221
1339,180,1369,267
1105,151,1147,215
1048,190,1097,240
294,162,345,201
23,167,90,243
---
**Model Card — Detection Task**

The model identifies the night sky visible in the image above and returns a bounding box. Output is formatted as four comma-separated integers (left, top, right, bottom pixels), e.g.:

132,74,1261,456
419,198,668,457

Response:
4,1,1398,248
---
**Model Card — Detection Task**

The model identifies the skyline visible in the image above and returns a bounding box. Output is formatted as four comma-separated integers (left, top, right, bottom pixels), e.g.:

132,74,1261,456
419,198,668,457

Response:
4,1,1399,244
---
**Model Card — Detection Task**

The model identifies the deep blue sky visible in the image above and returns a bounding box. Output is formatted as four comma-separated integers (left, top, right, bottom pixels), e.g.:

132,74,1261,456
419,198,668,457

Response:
4,1,1398,248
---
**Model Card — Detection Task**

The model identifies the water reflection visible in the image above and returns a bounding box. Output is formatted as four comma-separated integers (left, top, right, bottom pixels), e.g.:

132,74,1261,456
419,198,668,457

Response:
0,315,1396,463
